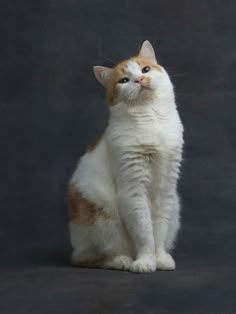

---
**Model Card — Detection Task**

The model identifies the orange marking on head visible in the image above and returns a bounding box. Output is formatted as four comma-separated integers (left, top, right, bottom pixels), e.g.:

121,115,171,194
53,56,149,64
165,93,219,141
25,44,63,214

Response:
105,59,130,104
132,56,162,72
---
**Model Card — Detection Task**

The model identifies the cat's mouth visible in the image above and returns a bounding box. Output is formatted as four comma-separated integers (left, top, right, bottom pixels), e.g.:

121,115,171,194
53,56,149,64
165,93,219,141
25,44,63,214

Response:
140,85,152,92
127,85,154,102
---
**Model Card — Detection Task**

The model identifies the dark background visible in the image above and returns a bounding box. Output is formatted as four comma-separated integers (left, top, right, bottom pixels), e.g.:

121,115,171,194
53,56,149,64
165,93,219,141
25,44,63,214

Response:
1,0,236,313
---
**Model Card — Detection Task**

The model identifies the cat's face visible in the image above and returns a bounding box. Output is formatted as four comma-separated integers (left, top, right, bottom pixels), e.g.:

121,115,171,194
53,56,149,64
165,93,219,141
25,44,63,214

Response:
94,41,168,105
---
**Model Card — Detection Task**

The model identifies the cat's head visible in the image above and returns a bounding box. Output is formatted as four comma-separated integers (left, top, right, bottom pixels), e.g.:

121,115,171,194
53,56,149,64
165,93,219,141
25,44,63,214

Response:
93,41,171,106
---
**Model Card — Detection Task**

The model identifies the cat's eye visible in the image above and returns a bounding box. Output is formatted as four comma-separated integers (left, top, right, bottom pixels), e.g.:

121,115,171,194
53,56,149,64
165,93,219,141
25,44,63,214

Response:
118,77,129,84
142,66,150,73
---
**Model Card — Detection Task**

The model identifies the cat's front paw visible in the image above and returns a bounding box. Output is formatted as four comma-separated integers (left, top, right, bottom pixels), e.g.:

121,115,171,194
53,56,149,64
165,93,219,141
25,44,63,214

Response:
156,252,176,270
131,256,156,273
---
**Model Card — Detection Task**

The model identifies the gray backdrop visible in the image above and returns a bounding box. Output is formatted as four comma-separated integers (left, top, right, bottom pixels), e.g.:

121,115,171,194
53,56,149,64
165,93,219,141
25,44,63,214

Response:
1,0,235,313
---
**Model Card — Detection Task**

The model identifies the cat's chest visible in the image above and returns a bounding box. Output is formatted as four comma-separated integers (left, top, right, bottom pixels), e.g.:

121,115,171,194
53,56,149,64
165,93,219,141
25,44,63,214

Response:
110,116,172,151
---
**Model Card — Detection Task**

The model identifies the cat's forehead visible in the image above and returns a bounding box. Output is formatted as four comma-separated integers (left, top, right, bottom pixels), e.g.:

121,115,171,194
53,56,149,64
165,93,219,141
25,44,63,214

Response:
113,57,161,77
126,59,140,75
112,59,133,76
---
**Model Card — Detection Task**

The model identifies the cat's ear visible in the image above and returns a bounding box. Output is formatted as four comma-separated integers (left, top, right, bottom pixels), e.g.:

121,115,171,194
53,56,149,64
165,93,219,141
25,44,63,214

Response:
138,40,157,62
93,66,113,87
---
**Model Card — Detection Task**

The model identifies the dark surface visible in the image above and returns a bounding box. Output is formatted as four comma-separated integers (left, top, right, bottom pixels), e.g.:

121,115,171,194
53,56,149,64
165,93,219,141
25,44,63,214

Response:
1,0,236,313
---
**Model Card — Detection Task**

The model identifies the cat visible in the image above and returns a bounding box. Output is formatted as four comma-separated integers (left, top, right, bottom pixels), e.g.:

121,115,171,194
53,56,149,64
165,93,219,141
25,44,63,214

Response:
68,40,184,273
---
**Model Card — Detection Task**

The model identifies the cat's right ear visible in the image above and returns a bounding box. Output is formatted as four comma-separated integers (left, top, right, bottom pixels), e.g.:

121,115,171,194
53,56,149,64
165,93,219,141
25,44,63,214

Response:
93,66,113,87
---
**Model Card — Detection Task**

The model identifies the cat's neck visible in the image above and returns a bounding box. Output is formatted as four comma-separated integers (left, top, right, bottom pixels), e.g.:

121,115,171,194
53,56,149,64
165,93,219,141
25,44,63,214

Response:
109,85,176,122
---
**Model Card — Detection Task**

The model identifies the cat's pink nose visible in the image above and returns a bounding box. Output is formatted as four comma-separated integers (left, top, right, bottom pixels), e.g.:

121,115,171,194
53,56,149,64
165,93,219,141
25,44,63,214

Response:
135,76,144,83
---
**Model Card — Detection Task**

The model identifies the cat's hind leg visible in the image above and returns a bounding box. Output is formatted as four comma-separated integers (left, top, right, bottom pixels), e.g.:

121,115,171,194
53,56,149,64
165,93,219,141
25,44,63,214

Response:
102,255,133,270
70,223,133,271
68,181,134,271
69,213,134,271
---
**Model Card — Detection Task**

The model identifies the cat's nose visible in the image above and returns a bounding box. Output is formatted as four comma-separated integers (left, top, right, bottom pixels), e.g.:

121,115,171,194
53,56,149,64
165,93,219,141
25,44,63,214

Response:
135,76,144,83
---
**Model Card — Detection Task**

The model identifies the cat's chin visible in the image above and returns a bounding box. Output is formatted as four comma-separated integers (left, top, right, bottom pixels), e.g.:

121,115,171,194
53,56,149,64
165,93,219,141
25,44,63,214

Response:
140,85,152,91
140,86,156,97
123,87,155,104
139,88,155,100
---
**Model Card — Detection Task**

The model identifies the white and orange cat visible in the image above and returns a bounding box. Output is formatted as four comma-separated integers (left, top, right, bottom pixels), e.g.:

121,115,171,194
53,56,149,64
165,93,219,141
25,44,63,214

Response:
68,41,184,273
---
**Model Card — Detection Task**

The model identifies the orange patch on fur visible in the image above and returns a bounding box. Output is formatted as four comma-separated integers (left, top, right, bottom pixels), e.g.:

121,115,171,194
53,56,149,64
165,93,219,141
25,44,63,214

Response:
87,133,103,152
106,60,130,104
72,255,107,268
132,56,162,72
68,185,108,225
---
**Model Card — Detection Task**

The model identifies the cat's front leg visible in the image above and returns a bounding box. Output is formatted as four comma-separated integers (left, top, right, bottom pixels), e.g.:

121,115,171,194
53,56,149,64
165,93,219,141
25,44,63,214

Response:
153,194,176,271
118,188,156,273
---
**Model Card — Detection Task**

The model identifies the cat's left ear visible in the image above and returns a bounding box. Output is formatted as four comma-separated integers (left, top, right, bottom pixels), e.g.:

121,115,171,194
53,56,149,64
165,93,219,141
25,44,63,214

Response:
138,40,157,62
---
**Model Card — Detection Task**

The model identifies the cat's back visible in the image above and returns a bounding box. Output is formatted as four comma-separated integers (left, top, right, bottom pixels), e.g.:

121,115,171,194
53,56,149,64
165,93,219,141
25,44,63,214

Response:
69,135,115,208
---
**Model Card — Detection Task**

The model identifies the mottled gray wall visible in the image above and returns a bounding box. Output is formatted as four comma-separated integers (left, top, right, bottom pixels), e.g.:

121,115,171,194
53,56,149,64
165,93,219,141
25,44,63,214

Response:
1,0,235,264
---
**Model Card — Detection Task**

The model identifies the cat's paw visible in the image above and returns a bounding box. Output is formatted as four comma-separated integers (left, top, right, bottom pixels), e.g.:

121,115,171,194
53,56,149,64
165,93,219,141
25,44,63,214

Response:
156,252,176,270
131,256,156,273
104,255,133,271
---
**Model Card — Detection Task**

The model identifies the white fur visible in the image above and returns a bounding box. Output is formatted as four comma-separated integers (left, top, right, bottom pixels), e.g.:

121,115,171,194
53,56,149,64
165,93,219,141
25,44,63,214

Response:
70,42,184,273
